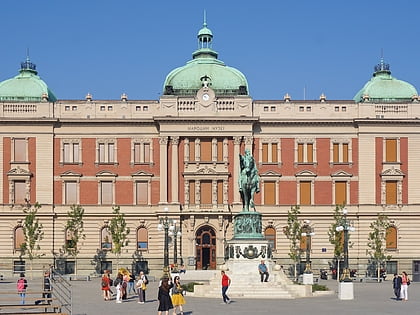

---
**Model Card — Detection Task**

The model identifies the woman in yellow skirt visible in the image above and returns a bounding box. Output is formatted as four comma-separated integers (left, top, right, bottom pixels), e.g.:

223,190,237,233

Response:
171,276,185,315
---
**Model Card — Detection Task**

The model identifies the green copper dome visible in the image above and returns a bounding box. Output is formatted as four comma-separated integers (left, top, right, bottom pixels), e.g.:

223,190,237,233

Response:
163,20,249,96
353,59,418,103
0,57,57,102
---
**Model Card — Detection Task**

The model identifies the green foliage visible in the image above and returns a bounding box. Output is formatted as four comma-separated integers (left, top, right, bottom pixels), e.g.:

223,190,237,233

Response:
181,282,202,292
63,205,86,257
312,283,329,292
109,206,130,256
20,202,44,261
327,205,348,259
367,213,392,265
284,205,302,263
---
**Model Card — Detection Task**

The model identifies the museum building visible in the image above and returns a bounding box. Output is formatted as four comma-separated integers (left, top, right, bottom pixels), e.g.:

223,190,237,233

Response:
0,20,420,279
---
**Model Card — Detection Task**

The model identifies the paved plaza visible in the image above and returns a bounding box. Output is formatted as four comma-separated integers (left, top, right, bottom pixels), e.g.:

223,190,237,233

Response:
69,278,419,315
1,277,418,314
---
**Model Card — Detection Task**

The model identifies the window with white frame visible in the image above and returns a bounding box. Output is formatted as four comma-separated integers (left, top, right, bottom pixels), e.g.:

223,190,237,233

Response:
136,181,148,205
100,181,114,205
97,140,116,164
13,180,27,204
261,141,279,164
14,226,24,251
331,141,350,164
296,139,316,164
133,140,152,164
137,227,148,250
64,181,78,205
384,138,399,163
62,141,80,164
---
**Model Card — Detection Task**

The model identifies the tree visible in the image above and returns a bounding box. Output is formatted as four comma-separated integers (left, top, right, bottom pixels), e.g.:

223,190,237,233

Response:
327,205,352,278
283,205,302,280
20,202,44,279
109,206,130,271
63,205,86,274
367,213,392,282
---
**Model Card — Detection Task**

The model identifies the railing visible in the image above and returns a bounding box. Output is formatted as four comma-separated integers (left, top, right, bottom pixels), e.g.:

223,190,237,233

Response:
52,271,72,315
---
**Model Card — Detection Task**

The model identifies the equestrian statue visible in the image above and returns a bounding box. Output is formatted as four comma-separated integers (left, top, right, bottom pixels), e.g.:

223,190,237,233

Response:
239,149,260,212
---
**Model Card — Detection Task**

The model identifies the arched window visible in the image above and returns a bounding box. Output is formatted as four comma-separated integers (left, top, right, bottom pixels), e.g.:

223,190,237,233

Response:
101,227,112,251
386,226,397,250
300,236,307,251
137,227,148,251
264,227,276,249
14,226,24,251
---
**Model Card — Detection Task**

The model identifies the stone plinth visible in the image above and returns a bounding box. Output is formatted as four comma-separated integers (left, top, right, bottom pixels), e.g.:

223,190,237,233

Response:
338,281,354,300
302,273,314,285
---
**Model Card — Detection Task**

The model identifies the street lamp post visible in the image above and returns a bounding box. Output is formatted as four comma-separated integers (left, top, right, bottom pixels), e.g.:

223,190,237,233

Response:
301,220,315,285
157,207,174,279
336,207,356,300
169,220,182,270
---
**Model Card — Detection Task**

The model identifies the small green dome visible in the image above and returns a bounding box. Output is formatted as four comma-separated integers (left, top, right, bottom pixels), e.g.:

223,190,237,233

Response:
163,21,249,96
0,58,57,102
353,59,418,103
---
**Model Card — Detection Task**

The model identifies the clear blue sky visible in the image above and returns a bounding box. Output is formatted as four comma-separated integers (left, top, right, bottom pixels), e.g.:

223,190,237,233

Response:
1,0,419,101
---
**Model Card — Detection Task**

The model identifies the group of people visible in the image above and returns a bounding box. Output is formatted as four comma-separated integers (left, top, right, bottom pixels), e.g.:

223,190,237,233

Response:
393,271,410,301
101,270,186,315
16,271,51,305
101,270,148,303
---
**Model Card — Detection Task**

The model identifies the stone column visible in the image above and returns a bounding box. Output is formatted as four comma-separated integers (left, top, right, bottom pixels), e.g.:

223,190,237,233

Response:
233,136,242,204
244,136,253,154
159,136,168,204
171,136,179,203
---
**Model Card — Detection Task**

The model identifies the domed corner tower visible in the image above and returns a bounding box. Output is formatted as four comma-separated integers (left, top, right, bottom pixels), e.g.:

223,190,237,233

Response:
353,58,418,103
162,18,249,98
0,56,57,103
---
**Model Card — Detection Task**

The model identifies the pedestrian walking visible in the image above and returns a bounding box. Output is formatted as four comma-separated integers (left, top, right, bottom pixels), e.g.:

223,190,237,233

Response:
136,271,148,304
157,277,173,315
101,270,111,301
392,273,402,300
114,273,124,303
16,272,27,305
400,271,410,301
221,270,231,304
128,272,136,295
171,276,185,315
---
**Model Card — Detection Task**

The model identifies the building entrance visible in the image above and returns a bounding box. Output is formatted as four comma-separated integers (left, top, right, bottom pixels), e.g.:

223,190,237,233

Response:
412,260,420,282
195,225,216,270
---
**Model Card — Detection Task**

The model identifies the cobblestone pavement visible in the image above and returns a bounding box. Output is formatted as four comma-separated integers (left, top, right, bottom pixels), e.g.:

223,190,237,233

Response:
70,278,420,315
1,277,418,314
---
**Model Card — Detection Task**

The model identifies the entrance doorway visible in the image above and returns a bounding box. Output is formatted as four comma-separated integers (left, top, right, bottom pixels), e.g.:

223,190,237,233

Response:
412,261,420,282
195,225,216,270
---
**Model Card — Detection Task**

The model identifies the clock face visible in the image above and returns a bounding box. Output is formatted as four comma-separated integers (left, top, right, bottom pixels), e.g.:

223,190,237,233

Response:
202,93,210,101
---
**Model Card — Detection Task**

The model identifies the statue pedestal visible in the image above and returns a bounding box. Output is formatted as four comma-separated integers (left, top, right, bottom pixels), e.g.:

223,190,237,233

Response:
302,273,314,285
226,238,271,261
338,282,354,300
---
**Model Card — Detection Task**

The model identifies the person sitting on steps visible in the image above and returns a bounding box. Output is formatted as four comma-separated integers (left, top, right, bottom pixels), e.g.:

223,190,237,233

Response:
258,260,269,282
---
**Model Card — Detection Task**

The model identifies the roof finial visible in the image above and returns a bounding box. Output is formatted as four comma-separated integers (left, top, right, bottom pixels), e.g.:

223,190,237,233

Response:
21,48,36,72
203,9,207,27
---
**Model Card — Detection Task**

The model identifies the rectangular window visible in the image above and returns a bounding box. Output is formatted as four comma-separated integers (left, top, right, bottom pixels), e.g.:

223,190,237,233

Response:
99,143,106,163
189,181,195,204
14,139,26,162
108,143,115,163
333,143,339,163
134,143,141,163
200,139,212,161
63,142,80,163
144,143,150,163
386,139,397,162
264,182,276,205
342,143,349,163
136,182,148,205
386,181,397,205
13,261,25,274
262,143,269,163
14,181,26,204
63,143,70,162
272,143,278,163
300,181,311,205
65,181,77,205
335,181,347,205
200,180,212,205
101,181,113,205
307,143,313,163
217,180,223,204
298,143,304,163
189,140,195,162
217,140,223,162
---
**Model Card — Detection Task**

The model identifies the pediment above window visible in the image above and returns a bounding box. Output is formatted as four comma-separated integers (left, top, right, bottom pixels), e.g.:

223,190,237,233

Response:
60,170,82,177
331,170,353,177
260,170,282,177
381,167,405,177
96,170,117,177
7,166,32,177
295,170,317,177
131,170,154,177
